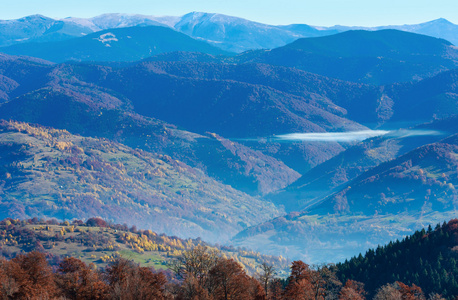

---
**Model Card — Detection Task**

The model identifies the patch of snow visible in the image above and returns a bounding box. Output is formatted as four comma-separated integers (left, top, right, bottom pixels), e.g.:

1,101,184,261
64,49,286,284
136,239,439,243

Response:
94,32,118,44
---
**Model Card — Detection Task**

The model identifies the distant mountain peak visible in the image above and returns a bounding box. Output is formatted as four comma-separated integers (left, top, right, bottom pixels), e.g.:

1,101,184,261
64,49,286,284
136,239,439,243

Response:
429,17,454,25
17,14,51,21
180,11,257,25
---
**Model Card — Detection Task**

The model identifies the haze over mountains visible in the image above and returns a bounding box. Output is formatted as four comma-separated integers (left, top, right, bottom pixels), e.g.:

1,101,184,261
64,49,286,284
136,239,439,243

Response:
1,11,458,264
1,12,458,53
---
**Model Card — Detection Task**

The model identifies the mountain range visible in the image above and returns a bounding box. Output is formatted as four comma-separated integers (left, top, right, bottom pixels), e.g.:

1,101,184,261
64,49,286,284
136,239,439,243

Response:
0,26,229,63
234,29,458,85
1,13,458,54
1,15,458,264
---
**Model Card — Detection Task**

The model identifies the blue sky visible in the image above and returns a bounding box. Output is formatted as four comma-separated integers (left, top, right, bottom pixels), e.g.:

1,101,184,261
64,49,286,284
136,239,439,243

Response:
1,0,456,26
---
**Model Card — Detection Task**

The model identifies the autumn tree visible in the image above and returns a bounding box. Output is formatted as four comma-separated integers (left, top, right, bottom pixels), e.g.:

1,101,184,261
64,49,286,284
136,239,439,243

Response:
137,265,169,299
175,274,212,300
396,281,425,300
289,261,310,282
374,282,425,300
339,280,366,300
105,257,168,300
268,278,285,300
208,258,263,300
170,245,220,287
57,257,108,299
11,251,57,299
283,261,314,300
308,267,327,299
249,277,267,300
86,217,108,227
0,258,22,299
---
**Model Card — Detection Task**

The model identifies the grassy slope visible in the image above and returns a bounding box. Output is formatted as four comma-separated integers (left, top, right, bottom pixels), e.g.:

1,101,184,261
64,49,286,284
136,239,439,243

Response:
0,218,290,276
0,59,301,196
0,120,282,242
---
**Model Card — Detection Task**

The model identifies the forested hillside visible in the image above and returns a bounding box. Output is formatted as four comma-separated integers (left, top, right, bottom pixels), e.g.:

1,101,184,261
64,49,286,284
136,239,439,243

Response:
338,219,458,298
234,132,458,263
0,120,282,241
0,217,453,299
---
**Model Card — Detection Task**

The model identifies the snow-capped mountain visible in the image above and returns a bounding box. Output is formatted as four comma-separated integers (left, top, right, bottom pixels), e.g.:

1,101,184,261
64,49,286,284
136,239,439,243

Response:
64,13,178,32
0,12,457,52
0,14,93,46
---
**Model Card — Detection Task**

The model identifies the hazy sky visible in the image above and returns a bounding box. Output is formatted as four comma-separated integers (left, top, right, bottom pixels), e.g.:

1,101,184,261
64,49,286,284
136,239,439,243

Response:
1,0,456,26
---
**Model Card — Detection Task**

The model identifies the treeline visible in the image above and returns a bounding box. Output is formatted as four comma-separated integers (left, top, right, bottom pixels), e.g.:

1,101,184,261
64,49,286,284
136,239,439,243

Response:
0,246,443,300
337,219,458,298
0,217,455,299
0,217,288,274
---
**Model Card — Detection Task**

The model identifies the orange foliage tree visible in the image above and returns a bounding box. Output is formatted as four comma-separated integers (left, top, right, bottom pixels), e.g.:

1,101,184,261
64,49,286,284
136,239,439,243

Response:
11,251,57,299
57,257,108,299
208,258,264,300
105,257,168,300
338,280,366,300
283,261,314,300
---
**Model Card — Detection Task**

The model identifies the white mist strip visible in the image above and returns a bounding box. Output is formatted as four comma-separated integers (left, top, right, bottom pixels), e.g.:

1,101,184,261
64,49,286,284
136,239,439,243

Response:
275,130,390,142
275,129,443,142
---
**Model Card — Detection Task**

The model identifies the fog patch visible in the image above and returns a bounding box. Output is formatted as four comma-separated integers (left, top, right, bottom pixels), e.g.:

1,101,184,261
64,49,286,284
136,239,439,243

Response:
235,129,443,143
275,130,389,142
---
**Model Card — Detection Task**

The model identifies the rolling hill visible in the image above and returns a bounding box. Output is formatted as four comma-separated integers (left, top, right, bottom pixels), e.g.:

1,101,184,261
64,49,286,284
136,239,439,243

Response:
1,52,455,181
0,53,54,101
0,120,284,242
36,60,370,174
235,30,458,85
0,54,301,195
269,115,458,211
382,68,458,125
338,17,458,47
312,134,458,216
0,25,230,63
0,87,299,197
233,132,458,263
0,217,289,275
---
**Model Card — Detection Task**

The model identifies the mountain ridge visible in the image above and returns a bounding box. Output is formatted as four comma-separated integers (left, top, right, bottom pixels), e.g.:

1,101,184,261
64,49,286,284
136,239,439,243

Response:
0,25,230,63
234,29,458,85
1,13,458,53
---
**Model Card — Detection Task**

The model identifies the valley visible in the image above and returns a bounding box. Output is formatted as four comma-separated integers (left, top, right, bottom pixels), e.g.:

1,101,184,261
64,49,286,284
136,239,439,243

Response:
0,11,457,276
